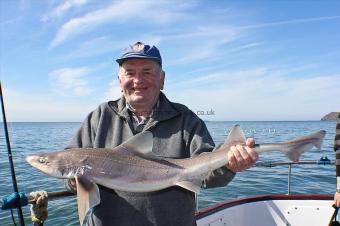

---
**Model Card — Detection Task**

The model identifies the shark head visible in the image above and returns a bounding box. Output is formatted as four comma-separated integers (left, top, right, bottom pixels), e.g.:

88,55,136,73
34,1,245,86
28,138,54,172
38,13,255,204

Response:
26,151,75,178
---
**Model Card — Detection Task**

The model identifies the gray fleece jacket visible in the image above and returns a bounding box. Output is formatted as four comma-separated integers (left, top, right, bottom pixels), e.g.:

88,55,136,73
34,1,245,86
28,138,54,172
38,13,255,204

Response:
66,92,235,226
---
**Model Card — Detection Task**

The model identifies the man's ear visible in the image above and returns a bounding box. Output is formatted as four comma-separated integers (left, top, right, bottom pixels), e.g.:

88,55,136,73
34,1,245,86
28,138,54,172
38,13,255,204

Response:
160,71,165,90
118,75,123,92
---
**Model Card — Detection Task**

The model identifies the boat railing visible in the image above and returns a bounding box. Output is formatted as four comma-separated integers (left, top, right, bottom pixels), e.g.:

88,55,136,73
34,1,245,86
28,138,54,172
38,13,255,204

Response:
194,157,334,211
254,156,334,195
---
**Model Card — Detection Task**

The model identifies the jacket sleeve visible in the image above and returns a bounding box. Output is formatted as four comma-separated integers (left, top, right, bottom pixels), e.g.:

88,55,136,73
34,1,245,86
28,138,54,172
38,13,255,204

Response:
65,108,100,149
186,113,235,189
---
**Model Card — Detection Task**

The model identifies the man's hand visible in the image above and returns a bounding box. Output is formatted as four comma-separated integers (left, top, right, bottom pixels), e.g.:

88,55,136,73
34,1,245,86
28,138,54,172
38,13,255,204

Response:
68,178,77,192
67,178,94,193
226,138,258,173
334,192,340,207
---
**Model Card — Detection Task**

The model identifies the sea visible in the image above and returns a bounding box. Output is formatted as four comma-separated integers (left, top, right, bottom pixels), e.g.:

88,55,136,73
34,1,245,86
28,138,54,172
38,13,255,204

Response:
0,121,337,226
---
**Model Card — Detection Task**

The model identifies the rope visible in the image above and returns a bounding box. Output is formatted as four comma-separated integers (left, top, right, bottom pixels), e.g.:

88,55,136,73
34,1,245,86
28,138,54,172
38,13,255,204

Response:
29,191,48,226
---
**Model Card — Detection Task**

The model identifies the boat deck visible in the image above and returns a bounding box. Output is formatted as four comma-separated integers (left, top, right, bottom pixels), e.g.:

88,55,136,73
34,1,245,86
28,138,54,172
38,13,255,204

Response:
196,194,334,226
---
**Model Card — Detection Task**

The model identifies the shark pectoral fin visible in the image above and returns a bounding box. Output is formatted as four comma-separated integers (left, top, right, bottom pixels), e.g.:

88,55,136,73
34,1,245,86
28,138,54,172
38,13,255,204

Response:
75,176,100,226
120,131,153,154
176,179,202,193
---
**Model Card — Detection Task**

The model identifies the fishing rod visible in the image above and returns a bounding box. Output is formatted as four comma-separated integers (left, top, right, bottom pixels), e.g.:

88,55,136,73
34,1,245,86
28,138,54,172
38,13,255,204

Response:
0,81,26,226
255,157,334,167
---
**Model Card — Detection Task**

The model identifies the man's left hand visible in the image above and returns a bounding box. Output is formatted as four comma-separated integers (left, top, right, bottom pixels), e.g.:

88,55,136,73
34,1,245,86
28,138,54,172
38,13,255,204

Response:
226,138,258,173
334,192,340,207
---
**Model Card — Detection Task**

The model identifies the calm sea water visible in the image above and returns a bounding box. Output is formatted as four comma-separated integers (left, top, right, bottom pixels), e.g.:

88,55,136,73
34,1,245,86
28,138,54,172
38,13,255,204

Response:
0,121,336,225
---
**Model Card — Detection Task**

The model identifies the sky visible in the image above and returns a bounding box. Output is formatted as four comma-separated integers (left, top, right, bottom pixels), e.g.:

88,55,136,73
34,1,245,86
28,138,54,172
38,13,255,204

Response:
0,0,339,122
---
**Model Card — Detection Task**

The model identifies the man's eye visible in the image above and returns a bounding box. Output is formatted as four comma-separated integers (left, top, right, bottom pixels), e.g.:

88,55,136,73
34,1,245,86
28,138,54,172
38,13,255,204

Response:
144,71,153,76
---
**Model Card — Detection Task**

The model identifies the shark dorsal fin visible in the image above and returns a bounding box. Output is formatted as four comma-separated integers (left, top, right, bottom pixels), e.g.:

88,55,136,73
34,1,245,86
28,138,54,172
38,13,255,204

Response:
120,131,153,154
224,124,246,147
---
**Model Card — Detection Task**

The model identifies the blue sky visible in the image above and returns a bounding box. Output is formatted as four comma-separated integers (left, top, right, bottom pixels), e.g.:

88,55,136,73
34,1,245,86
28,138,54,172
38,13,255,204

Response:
1,0,339,121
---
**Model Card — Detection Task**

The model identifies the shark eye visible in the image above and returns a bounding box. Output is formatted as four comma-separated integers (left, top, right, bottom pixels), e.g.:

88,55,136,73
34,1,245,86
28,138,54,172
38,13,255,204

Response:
39,157,47,163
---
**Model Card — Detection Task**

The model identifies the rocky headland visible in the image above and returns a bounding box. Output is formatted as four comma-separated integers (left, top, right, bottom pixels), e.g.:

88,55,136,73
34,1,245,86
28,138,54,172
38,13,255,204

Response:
321,112,339,121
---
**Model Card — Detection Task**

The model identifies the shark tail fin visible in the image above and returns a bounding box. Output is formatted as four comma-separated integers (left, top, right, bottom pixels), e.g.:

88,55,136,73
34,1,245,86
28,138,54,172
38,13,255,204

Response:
284,130,326,162
310,130,326,149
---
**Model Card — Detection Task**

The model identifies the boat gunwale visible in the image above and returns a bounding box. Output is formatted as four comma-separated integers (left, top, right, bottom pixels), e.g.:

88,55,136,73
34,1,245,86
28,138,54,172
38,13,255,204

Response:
195,194,333,220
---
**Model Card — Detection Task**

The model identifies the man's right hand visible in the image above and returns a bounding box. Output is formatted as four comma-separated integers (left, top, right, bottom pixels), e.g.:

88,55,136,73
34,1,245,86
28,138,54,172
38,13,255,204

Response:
226,138,258,173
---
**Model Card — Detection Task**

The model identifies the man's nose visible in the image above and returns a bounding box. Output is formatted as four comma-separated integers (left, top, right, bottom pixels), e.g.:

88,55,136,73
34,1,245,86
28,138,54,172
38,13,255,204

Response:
133,71,145,84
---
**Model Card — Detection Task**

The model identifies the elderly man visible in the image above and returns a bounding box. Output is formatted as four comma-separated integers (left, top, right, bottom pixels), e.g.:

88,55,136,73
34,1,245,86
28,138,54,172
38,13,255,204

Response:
66,42,258,226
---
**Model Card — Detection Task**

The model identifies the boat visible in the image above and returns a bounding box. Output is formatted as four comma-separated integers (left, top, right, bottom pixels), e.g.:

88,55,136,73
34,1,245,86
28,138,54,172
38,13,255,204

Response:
196,194,334,226
196,159,337,226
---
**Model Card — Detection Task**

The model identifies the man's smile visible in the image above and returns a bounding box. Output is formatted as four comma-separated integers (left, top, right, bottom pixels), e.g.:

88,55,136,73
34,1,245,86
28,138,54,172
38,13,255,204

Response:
131,87,148,93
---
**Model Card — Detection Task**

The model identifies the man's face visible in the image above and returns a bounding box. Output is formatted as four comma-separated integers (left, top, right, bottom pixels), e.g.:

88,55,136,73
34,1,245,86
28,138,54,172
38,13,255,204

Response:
118,58,165,110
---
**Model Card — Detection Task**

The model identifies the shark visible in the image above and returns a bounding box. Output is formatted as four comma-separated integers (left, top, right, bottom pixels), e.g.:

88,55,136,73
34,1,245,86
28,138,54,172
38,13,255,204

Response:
26,124,326,225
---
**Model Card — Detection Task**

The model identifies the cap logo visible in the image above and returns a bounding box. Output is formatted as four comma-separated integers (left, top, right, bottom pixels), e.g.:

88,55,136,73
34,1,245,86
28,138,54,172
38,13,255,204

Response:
131,42,145,51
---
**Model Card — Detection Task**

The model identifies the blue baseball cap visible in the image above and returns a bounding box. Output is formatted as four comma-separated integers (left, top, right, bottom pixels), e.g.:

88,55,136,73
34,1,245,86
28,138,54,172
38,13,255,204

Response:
116,42,162,67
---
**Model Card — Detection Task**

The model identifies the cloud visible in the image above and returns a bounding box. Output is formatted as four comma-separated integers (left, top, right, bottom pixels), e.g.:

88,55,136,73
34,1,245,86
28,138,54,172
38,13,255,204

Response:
63,36,122,59
164,16,340,65
192,68,268,83
49,67,92,96
173,42,219,65
103,79,122,102
163,26,242,65
63,35,161,59
241,15,340,29
50,0,190,48
4,88,96,122
166,68,340,120
41,0,87,22
165,15,340,64
227,42,262,53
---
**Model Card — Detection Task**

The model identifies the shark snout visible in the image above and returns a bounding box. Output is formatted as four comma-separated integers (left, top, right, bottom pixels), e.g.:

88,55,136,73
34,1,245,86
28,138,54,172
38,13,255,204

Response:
26,155,36,165
26,154,46,167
